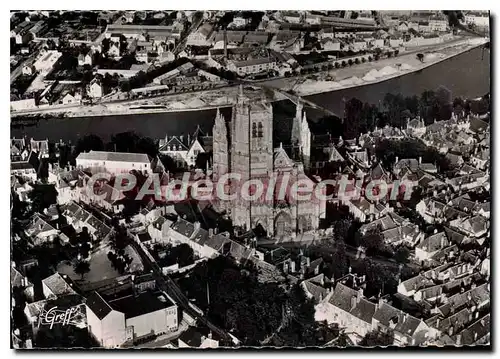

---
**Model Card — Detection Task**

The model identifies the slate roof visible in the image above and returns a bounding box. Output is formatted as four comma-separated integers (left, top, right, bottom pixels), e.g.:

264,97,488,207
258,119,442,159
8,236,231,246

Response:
108,290,174,319
417,232,449,252
205,233,230,251
11,161,35,171
137,231,153,243
302,280,327,302
171,218,196,239
77,151,151,164
192,228,209,246
373,302,422,337
26,214,56,238
457,314,490,345
25,300,48,318
328,283,376,324
85,291,113,320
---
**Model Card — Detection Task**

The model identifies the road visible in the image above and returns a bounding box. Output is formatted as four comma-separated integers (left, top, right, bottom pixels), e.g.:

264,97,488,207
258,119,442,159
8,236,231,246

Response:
127,236,234,346
11,35,486,118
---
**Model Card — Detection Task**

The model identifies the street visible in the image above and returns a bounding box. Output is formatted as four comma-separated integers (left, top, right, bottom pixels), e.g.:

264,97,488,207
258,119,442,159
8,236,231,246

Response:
127,236,234,345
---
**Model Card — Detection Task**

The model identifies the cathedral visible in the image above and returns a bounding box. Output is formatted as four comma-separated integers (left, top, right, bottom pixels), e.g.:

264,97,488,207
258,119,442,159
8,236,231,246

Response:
212,86,325,238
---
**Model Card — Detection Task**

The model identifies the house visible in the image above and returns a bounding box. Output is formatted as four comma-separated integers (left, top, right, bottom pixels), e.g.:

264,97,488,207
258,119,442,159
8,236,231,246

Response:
405,117,426,137
372,301,430,346
11,161,37,182
11,265,34,302
415,232,450,262
41,272,78,300
63,201,113,241
24,300,48,325
321,38,341,51
176,326,220,348
230,16,249,28
301,275,328,303
159,128,211,168
449,216,488,239
88,76,105,98
85,290,178,348
186,23,214,46
227,58,277,77
428,19,448,32
445,153,464,168
416,198,467,224
314,283,376,342
78,50,95,66
76,150,152,174
470,148,489,170
22,64,36,76
388,36,403,48
455,314,490,346
108,42,121,57
61,92,82,105
25,214,69,246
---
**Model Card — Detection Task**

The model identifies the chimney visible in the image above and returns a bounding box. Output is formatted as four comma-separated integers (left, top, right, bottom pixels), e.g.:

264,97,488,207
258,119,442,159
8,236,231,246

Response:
419,156,422,164
436,317,440,328
395,156,399,165
357,287,363,300
306,256,310,267
290,260,296,273
456,333,461,346
350,295,357,310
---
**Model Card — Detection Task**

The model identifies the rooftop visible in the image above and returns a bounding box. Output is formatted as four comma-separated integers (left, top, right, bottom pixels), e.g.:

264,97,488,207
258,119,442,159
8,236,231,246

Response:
76,151,151,164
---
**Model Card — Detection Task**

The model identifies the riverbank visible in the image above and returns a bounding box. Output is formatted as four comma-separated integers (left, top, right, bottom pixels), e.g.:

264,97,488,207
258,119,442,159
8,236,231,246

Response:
10,45,489,142
11,36,488,119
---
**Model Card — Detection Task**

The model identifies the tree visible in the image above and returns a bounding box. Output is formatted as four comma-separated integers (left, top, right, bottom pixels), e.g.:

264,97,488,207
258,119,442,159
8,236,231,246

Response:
360,226,384,254
343,97,364,139
28,184,58,214
73,260,90,280
195,152,211,170
394,246,411,263
359,330,394,347
416,53,424,62
74,134,104,156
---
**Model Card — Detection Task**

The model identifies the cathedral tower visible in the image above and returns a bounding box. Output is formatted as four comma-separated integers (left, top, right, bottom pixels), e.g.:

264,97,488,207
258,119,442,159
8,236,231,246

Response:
230,86,274,233
212,108,228,184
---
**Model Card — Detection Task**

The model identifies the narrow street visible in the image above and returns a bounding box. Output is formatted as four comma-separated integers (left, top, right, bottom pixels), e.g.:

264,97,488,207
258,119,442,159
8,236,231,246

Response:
126,236,233,345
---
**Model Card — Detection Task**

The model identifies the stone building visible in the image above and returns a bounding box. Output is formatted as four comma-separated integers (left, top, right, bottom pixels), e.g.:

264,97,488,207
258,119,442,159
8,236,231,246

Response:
212,86,325,238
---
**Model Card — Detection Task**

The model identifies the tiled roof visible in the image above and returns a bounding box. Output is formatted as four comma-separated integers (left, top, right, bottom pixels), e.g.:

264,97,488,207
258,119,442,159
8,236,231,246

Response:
42,272,78,297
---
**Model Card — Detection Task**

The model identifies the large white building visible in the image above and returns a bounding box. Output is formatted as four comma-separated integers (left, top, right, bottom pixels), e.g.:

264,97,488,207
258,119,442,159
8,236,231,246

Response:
76,151,152,174
85,290,178,348
464,12,490,27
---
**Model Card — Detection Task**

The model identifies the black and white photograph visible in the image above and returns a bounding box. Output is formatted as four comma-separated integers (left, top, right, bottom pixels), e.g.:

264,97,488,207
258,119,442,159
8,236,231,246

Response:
9,8,491,349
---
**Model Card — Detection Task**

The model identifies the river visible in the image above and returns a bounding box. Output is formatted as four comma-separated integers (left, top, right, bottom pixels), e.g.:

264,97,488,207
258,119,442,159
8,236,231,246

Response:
11,46,490,143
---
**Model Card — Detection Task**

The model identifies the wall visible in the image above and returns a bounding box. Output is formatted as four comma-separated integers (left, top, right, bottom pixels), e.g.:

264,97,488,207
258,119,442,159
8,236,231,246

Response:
126,306,178,339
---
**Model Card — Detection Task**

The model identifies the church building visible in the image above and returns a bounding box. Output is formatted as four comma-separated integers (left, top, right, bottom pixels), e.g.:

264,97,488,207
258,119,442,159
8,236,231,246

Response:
212,86,325,238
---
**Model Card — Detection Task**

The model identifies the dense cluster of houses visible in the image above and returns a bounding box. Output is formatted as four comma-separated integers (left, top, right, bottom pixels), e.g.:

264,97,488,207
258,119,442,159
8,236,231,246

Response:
12,9,481,110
